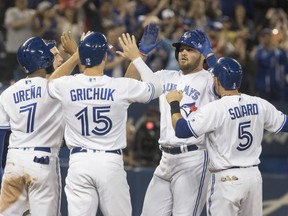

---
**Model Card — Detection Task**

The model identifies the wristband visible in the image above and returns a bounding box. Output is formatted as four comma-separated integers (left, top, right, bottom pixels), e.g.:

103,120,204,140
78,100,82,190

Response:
169,101,180,115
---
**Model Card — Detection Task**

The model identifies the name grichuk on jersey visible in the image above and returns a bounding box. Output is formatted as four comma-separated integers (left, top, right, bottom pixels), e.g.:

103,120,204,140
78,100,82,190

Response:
48,73,157,151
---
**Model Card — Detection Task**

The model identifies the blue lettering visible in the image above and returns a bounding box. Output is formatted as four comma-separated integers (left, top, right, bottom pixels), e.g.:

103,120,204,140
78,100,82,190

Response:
13,86,42,104
229,103,259,120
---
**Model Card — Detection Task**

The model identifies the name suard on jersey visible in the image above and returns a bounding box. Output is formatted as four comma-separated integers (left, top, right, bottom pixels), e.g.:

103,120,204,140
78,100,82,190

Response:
228,103,259,120
70,87,115,102
13,86,41,104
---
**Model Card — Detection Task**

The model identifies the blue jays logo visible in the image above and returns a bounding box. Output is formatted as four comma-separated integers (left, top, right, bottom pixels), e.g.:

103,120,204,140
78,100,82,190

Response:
183,32,191,39
180,102,198,117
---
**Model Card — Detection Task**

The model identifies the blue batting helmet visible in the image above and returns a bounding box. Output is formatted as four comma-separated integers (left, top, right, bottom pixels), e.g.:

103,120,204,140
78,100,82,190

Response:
17,37,55,74
172,31,197,60
211,57,243,90
79,32,108,67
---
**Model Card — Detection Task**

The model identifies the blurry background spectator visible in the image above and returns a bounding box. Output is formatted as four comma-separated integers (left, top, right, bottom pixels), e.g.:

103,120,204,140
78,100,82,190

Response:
3,0,35,83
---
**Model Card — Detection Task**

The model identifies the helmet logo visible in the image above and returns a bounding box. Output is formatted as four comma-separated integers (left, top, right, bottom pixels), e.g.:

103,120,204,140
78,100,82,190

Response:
86,58,91,65
183,32,191,39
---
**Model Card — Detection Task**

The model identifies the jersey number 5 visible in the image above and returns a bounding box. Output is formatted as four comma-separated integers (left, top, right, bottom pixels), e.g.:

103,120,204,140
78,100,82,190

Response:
237,121,253,151
75,106,112,136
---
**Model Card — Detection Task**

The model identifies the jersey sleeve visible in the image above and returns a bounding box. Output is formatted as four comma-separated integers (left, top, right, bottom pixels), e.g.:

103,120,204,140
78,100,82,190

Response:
187,102,222,138
126,79,157,104
261,99,286,134
47,77,64,100
0,94,10,131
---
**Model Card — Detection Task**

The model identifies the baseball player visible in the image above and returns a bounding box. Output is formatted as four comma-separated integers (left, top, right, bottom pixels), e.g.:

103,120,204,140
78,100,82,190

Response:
48,32,162,216
166,57,288,216
0,33,79,216
125,24,218,215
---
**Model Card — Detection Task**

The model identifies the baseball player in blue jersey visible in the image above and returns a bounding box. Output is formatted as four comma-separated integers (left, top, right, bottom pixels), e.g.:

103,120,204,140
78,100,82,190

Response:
125,23,218,216
0,33,80,216
166,57,288,216
48,32,162,216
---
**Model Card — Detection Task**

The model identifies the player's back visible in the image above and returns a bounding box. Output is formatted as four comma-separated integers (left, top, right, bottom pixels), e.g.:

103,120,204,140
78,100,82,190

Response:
194,93,286,171
48,74,156,150
0,77,64,149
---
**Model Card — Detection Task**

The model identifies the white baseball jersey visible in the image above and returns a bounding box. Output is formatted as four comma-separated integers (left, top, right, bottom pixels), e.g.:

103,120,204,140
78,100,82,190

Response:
156,69,217,148
0,77,63,216
0,77,64,148
141,68,217,216
186,94,286,171
48,74,157,150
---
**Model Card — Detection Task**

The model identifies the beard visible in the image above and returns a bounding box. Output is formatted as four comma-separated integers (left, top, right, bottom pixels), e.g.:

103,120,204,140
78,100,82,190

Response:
179,55,202,74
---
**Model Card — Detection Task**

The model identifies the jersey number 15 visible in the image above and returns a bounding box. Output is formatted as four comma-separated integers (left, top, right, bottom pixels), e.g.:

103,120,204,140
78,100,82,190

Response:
75,106,112,136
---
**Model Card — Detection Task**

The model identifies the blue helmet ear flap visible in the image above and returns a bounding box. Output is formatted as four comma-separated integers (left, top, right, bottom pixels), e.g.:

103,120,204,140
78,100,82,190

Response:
78,32,109,67
17,37,54,74
212,57,243,90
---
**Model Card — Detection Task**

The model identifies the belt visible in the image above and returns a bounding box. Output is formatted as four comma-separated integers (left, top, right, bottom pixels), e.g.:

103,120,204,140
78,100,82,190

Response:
71,147,122,155
228,165,258,169
13,147,51,153
160,144,198,155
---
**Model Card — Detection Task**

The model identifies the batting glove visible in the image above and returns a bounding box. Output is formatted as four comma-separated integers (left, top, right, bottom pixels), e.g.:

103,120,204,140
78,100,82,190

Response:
139,23,161,56
191,29,213,58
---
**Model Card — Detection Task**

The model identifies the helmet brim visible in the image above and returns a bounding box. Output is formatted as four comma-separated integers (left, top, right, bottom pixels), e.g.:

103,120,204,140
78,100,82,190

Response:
172,42,195,48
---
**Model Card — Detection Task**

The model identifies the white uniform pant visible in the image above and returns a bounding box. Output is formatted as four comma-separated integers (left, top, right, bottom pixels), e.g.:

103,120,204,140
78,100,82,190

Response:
141,149,209,216
207,166,262,216
0,148,61,216
65,151,132,216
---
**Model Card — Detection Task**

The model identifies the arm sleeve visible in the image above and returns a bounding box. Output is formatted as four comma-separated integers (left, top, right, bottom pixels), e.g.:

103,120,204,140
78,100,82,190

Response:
277,115,288,133
132,57,162,99
175,118,194,138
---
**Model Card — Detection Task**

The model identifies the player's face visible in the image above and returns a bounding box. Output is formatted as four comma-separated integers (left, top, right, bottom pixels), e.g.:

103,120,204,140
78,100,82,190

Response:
178,45,202,74
50,47,64,69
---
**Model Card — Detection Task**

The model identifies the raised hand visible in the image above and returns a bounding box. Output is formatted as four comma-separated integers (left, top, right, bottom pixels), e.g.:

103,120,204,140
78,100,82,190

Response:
191,29,213,58
61,31,78,55
117,33,141,61
139,23,161,56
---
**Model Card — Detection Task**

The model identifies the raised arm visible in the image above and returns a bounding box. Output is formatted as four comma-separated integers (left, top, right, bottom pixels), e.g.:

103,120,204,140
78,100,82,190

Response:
124,23,161,80
48,31,89,80
117,33,162,98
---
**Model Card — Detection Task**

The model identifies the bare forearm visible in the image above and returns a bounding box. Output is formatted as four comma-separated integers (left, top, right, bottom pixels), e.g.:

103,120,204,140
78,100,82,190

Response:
48,52,79,80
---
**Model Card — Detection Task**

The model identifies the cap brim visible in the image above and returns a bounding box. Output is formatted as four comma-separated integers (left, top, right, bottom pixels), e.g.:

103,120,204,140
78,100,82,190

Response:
172,42,181,48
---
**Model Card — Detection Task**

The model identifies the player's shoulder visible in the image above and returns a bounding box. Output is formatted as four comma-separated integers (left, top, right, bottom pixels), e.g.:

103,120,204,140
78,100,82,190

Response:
155,69,179,77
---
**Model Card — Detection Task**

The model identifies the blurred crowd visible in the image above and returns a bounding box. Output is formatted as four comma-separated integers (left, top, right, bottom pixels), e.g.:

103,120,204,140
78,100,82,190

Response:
1,0,288,166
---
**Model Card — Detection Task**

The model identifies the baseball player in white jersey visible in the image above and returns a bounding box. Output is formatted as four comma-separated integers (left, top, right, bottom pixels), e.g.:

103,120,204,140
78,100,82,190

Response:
125,24,218,215
48,32,162,216
166,57,288,216
0,33,80,216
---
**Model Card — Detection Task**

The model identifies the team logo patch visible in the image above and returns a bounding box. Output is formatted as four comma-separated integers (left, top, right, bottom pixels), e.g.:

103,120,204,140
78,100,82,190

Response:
180,102,198,117
183,32,191,39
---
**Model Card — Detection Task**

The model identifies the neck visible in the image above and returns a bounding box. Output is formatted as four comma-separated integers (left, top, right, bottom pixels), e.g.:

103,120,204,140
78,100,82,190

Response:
84,67,104,76
221,90,240,97
28,69,46,78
